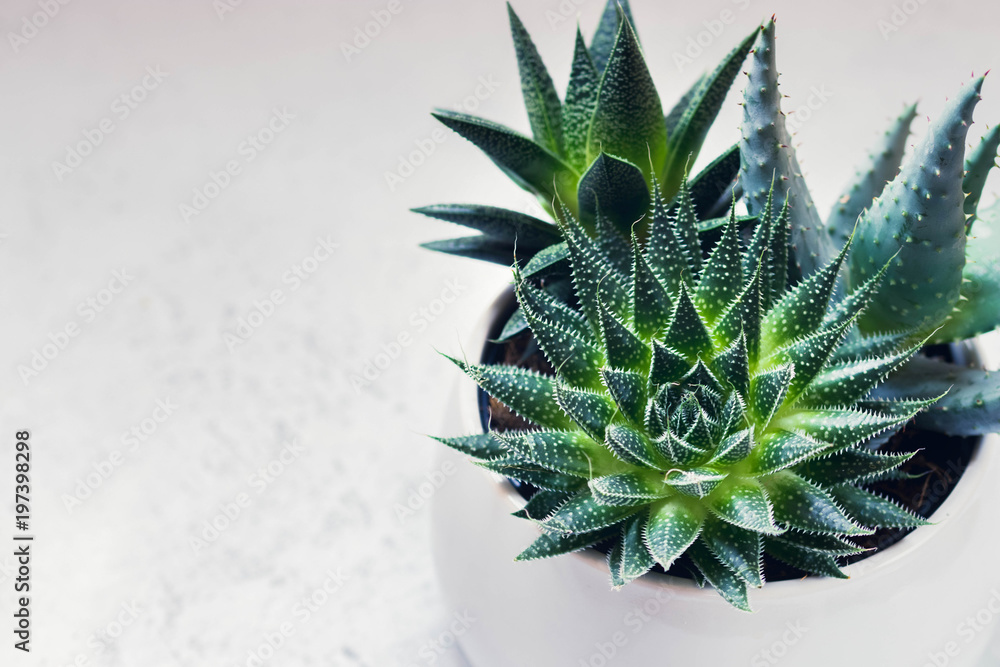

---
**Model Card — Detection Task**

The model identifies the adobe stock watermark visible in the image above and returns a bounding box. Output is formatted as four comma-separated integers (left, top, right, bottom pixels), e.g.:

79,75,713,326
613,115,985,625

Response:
349,278,468,392
214,0,245,21
578,588,678,666
223,235,338,352
784,85,834,135
189,439,306,553
59,600,145,667
673,0,755,72
397,610,478,667
179,107,295,223
922,589,1000,666
544,0,594,31
62,398,180,514
230,567,352,667
341,0,410,63
878,0,932,40
750,621,809,666
51,66,168,181
8,0,73,54
17,269,135,386
394,461,457,524
384,76,501,192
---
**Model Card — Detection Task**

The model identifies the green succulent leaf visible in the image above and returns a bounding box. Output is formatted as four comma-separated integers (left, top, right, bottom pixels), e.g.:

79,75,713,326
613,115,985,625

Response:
708,428,754,466
701,516,763,587
762,471,871,536
747,430,831,476
712,334,750,400
447,357,573,429
665,285,713,359
763,536,847,579
508,4,564,156
600,302,652,372
695,211,744,324
708,479,782,535
688,539,752,612
646,183,694,293
543,492,637,534
762,240,850,352
644,499,704,570
750,364,794,430
433,110,577,205
414,204,561,250
587,15,666,184
688,144,741,219
564,27,601,171
601,368,647,425
662,27,758,194
797,448,916,487
555,382,616,442
610,513,657,587
591,470,672,505
516,525,618,561
589,0,637,74
476,458,586,492
432,434,507,461
828,484,928,529
632,235,673,339
420,236,516,266
665,467,727,498
513,489,572,521
578,153,651,235
522,242,570,278
775,405,923,449
495,430,620,478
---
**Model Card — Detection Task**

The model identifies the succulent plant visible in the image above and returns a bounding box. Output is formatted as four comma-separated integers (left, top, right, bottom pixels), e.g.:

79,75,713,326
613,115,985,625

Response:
424,8,1000,611
733,18,1000,437
415,0,758,273
438,178,944,610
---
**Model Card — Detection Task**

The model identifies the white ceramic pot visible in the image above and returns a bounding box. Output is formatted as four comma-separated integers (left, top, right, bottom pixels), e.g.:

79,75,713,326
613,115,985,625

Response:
432,288,1000,667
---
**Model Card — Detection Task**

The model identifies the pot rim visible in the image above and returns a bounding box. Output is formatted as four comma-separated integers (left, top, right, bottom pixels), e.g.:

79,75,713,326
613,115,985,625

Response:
458,286,995,602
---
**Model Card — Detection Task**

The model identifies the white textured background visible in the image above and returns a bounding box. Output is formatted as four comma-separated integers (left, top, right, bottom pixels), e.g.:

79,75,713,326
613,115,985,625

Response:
0,0,998,665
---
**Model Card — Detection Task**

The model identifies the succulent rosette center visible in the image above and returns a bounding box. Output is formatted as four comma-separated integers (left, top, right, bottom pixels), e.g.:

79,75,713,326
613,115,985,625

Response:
440,184,936,610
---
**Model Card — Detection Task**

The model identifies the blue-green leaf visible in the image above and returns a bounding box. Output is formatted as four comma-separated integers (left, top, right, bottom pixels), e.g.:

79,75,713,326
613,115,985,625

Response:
827,103,918,247
849,77,983,334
